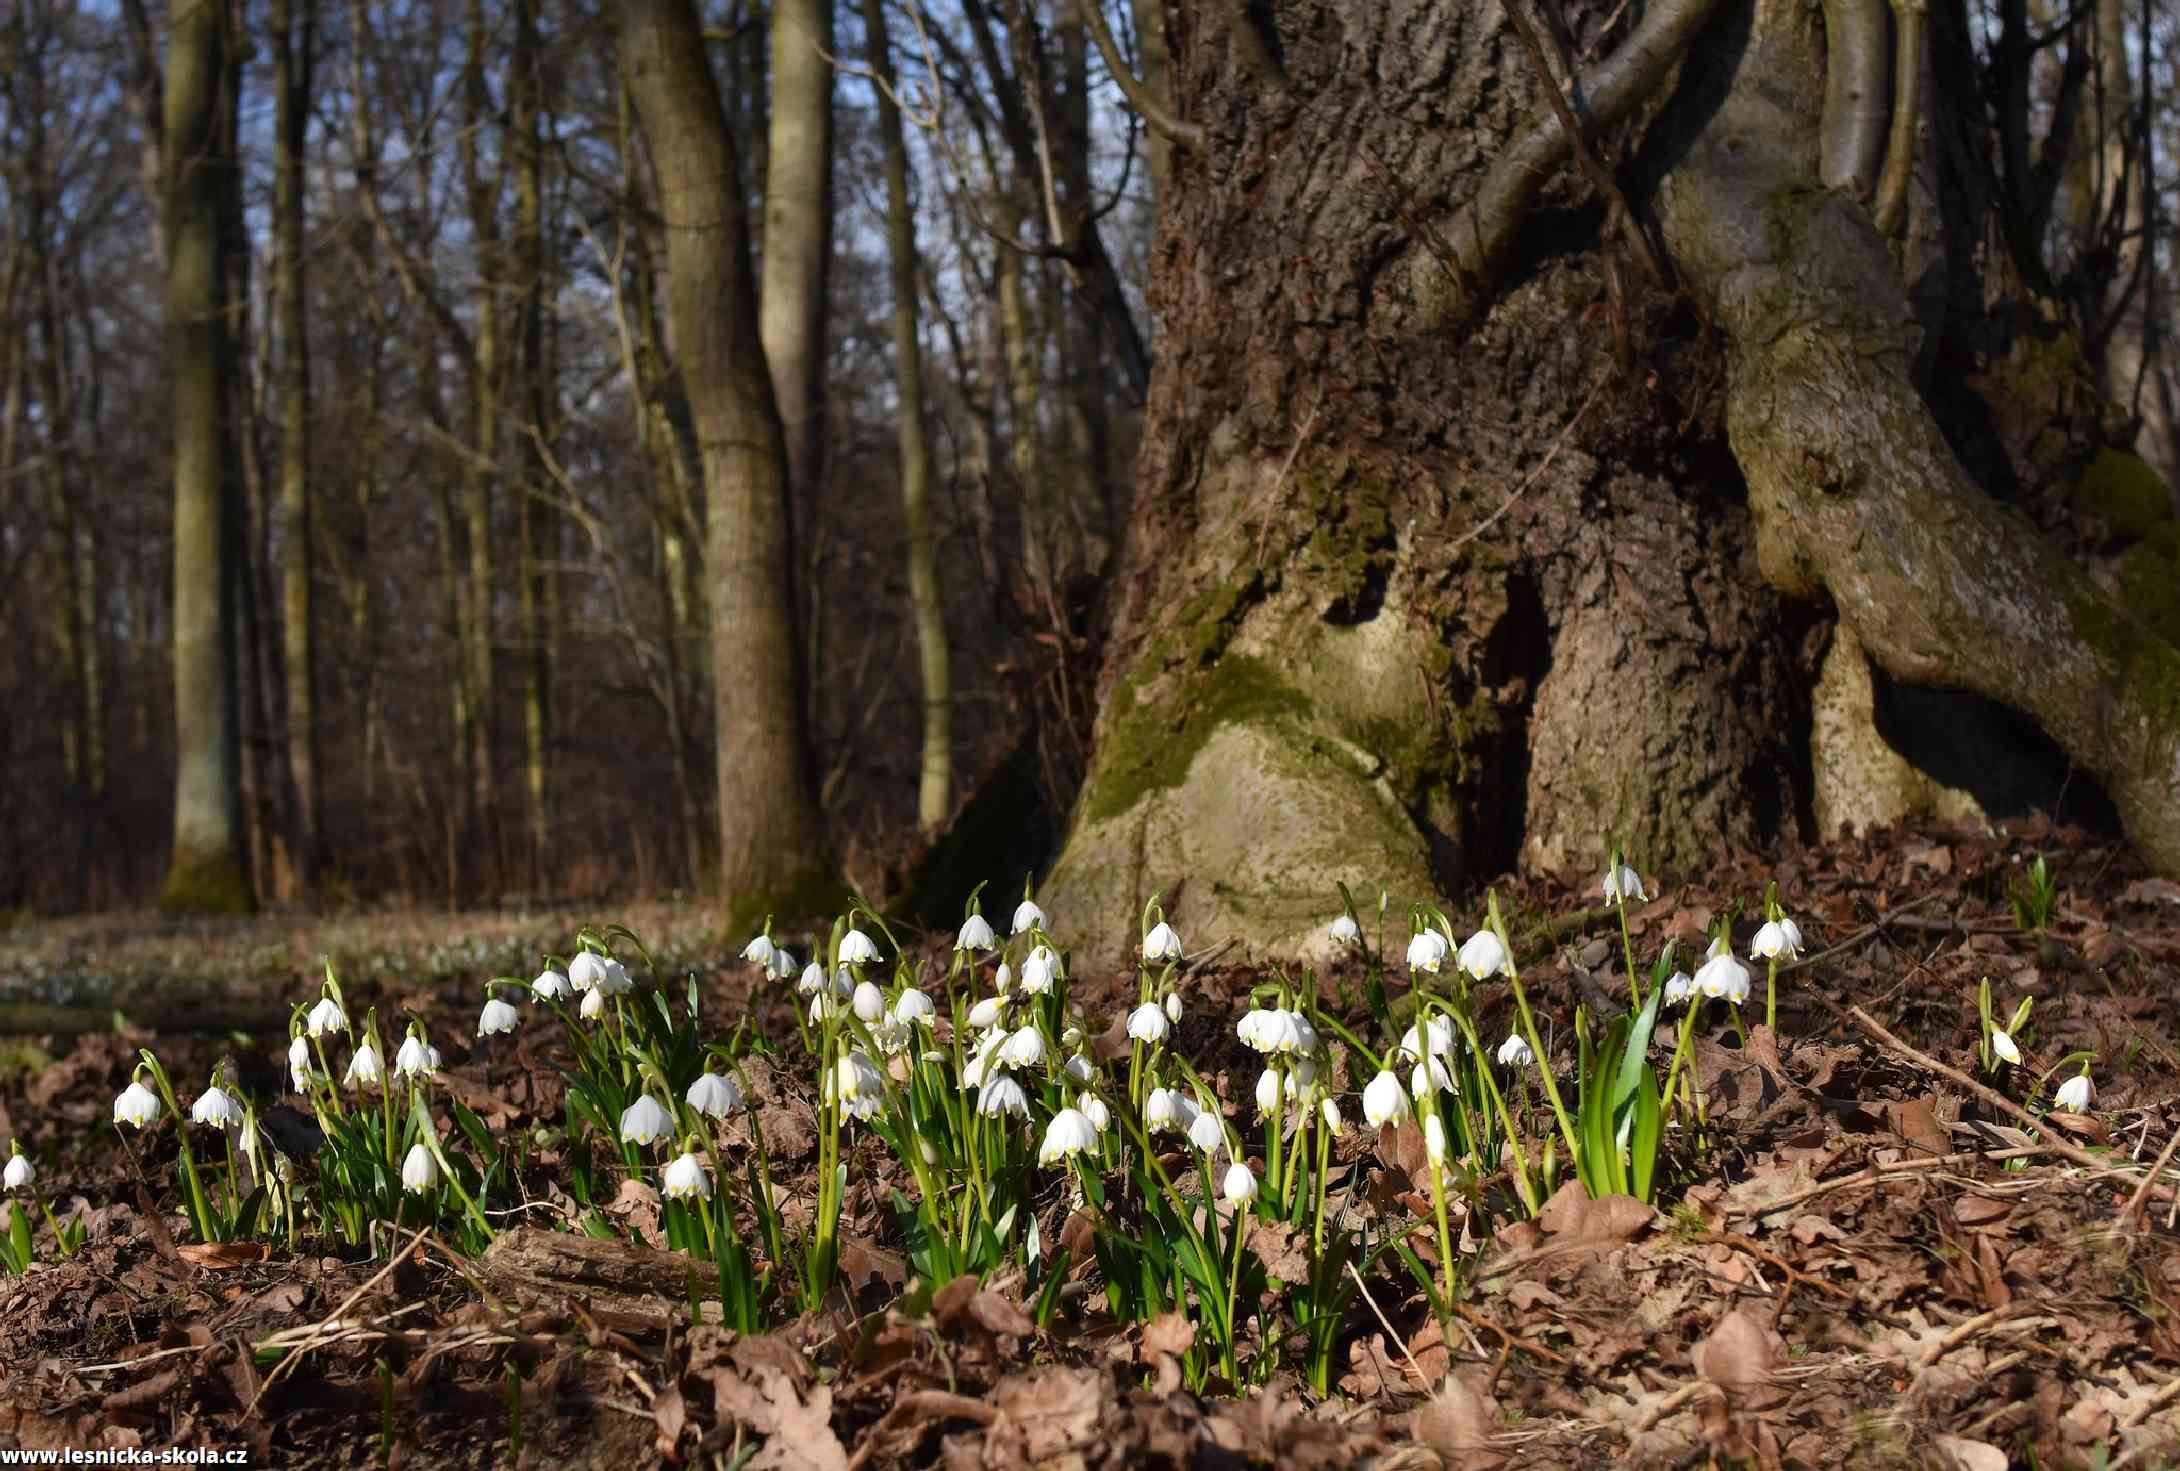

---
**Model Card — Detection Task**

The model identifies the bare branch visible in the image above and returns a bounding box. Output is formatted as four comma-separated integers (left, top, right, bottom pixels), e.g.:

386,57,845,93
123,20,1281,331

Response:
1819,0,1889,196
1873,0,1925,236
1073,0,1203,149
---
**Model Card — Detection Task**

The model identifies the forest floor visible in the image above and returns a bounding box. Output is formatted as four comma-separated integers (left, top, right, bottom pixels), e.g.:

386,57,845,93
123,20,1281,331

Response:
0,817,2176,1469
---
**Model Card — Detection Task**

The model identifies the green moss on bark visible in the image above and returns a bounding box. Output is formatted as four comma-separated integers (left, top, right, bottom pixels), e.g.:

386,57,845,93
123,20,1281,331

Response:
157,849,256,916
1082,653,1312,824
2067,579,2180,733
2119,526,2180,646
2076,448,2174,541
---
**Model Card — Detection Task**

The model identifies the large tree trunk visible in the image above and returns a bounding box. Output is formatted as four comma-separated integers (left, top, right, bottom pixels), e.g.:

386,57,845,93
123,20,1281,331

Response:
759,0,833,528
621,0,831,920
1045,0,2180,966
158,0,253,915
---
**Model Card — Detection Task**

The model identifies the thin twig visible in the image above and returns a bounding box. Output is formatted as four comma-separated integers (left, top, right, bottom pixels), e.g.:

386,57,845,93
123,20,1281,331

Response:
247,1226,432,1415
2117,1126,2180,1232
1735,1146,2050,1220
1847,1008,2121,1178
1345,1259,1429,1389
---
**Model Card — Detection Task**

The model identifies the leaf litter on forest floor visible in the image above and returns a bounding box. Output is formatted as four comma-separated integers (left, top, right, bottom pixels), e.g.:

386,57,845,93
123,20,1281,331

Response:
1,818,2178,1465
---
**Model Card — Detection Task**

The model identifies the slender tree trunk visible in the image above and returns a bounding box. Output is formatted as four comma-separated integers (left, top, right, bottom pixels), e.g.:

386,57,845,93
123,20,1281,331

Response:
462,0,504,887
621,0,831,919
158,0,253,914
513,0,552,888
760,0,833,514
274,0,319,886
866,0,952,830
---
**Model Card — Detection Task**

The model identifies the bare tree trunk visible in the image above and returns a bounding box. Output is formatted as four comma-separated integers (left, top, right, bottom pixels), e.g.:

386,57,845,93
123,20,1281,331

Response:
866,0,952,830
158,0,253,914
760,0,833,517
461,0,504,887
513,0,552,888
274,0,320,886
621,0,832,920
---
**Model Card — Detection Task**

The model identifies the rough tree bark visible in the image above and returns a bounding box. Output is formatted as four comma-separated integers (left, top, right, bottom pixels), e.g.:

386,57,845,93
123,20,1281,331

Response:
157,0,253,914
1043,0,2180,966
621,0,832,921
760,0,834,523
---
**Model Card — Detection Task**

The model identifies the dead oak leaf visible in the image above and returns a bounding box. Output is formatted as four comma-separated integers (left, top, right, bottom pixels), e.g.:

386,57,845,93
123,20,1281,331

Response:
1412,1374,1508,1470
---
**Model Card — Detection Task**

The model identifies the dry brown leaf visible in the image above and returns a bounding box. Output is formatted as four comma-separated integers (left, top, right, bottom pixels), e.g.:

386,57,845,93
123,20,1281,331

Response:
652,1380,687,1462
1932,1434,2009,1471
983,1367,1107,1467
1697,1307,1780,1392
176,1242,268,1269
1248,1218,1311,1285
746,1374,847,1471
1537,1181,1653,1246
1412,1374,1507,1469
605,1177,663,1247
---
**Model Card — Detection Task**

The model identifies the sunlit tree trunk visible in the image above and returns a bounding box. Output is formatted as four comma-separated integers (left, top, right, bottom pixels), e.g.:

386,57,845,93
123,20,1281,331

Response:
866,0,953,830
513,0,553,887
158,0,253,914
760,0,833,516
621,0,831,918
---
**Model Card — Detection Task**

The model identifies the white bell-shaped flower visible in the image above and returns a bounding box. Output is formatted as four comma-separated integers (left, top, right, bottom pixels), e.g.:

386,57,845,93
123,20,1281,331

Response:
739,934,775,968
580,987,609,1021
829,1051,885,1119
769,948,800,982
956,913,997,951
1320,1096,1345,1133
1222,1161,1259,1205
890,988,936,1027
686,1072,742,1119
977,1075,1029,1117
1020,945,1062,994
1063,1053,1095,1084
570,952,609,991
1406,930,1449,972
393,1036,441,1079
1255,1067,1286,1116
663,1149,713,1201
1412,1056,1455,1097
1990,1028,2022,1066
966,995,1008,1031
1038,1107,1098,1166
1127,1002,1171,1045
798,962,828,996
1398,1016,1455,1060
400,1143,440,1194
345,1042,384,1089
1750,919,1801,961
1602,862,1647,904
852,981,887,1023
113,1080,162,1129
532,967,570,1000
838,929,881,966
1142,921,1183,963
1362,1070,1411,1128
1457,929,1511,980
619,1094,673,1145
993,961,1015,995
1329,914,1361,944
1662,971,1695,1007
596,960,634,996
1011,898,1047,935
1145,1087,1190,1134
1497,1033,1535,1068
960,1030,1008,1090
1694,951,1751,1005
1081,1094,1111,1133
4,1149,33,1192
191,1086,243,1128
999,1025,1046,1070
288,1034,318,1092
2054,1073,2093,1111
1187,1108,1226,1153
478,998,521,1037
306,996,350,1037
1423,1113,1448,1166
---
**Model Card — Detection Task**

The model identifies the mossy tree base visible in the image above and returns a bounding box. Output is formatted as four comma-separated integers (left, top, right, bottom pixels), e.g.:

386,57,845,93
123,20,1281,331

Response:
157,848,256,917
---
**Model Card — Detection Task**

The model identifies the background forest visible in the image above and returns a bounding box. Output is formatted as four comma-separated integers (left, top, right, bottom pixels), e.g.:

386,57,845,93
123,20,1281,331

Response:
0,0,1149,915
6,0,2180,935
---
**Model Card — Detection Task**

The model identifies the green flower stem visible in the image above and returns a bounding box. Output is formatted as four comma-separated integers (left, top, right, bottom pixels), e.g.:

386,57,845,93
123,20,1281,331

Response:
1764,957,1778,1034
1222,1196,1251,1384
1505,968,1582,1173
1425,1152,1458,1329
1616,901,1645,1009
1449,1010,1536,1214
1659,996,1706,1125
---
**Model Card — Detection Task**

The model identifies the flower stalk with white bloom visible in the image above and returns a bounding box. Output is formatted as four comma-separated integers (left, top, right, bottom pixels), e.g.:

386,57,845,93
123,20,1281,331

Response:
1602,846,1649,1008
1483,891,1583,1183
1751,885,1803,1032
